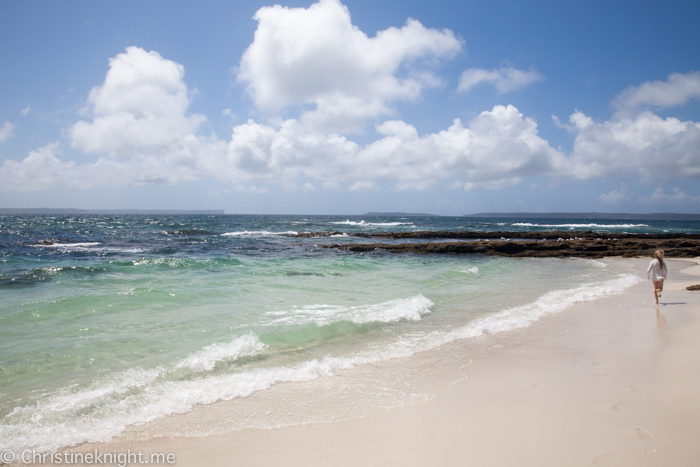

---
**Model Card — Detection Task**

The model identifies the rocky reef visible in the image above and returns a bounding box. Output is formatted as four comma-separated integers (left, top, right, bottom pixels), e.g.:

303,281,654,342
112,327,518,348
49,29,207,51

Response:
302,230,700,258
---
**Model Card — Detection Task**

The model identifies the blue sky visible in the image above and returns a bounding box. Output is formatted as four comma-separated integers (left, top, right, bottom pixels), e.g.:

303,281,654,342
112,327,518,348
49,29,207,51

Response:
1,0,699,215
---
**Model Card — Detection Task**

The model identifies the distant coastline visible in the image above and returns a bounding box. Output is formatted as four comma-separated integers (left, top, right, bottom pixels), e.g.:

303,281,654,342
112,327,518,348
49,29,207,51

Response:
465,212,700,220
0,208,225,215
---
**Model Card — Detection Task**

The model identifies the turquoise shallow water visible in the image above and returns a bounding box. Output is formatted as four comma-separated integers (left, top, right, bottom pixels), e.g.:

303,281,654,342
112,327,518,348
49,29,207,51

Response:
1,214,688,452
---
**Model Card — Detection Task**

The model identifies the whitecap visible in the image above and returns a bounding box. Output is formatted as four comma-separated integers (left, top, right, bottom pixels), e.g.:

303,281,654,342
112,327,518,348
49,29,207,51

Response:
220,231,298,237
329,220,413,227
457,266,479,274
511,223,648,229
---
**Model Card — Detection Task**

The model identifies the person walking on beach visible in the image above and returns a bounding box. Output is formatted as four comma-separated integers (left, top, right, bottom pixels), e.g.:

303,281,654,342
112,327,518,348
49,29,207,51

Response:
647,249,668,305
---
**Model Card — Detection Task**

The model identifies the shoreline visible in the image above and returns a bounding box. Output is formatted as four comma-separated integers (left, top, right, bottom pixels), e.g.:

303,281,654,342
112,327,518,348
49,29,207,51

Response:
22,256,700,466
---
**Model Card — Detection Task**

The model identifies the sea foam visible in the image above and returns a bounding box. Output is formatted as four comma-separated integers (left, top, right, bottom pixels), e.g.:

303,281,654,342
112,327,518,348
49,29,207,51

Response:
220,230,298,237
175,333,266,372
0,273,640,455
512,222,648,229
264,295,434,327
330,220,413,227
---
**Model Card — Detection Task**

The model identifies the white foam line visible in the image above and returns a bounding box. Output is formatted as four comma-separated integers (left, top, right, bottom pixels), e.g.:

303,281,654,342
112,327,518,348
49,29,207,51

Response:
511,223,648,228
220,231,298,237
1,333,267,453
1,274,640,454
330,220,413,227
264,295,433,327
362,272,641,362
33,242,102,248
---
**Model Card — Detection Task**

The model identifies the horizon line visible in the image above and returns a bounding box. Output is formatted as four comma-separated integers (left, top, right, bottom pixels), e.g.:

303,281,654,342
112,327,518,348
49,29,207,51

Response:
1,208,700,219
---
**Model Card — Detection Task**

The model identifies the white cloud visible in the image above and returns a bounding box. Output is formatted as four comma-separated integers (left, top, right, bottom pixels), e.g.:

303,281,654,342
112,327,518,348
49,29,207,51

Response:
0,143,72,191
647,186,700,204
218,105,564,191
599,189,626,205
349,181,377,191
233,184,269,194
2,98,568,194
614,71,700,115
4,23,698,198
237,0,461,133
463,177,522,191
69,46,227,185
20,105,31,116
0,141,222,192
458,66,543,94
565,110,700,181
0,121,15,142
362,105,563,189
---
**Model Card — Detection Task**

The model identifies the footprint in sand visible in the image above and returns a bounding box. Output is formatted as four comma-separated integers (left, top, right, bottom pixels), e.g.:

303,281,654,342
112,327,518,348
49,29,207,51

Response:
636,427,653,440
612,402,624,413
593,453,614,465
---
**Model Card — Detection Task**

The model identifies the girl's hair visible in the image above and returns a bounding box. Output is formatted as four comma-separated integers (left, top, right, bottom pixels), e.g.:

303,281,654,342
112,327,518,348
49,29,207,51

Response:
654,249,665,269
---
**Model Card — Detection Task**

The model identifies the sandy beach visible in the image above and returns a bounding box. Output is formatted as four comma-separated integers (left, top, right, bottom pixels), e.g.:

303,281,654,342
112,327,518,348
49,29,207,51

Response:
35,256,698,467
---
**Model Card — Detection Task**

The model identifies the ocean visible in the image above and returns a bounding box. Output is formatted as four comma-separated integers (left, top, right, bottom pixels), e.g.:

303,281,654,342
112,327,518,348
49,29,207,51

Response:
1,214,697,453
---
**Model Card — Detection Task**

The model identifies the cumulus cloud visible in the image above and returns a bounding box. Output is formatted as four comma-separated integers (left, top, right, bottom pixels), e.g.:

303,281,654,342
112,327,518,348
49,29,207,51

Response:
565,110,700,181
599,189,626,205
0,143,72,191
1,47,231,192
360,105,563,190
237,0,461,132
614,71,700,115
216,105,564,191
69,46,227,185
0,121,15,142
646,186,700,204
457,66,543,94
556,73,700,183
4,17,699,198
0,141,217,192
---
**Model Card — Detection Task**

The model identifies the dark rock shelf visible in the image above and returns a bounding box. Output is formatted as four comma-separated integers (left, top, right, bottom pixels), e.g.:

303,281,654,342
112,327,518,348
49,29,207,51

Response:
309,231,700,258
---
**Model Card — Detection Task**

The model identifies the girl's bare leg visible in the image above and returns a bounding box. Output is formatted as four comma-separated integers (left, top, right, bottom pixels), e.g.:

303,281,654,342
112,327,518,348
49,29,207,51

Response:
652,280,663,304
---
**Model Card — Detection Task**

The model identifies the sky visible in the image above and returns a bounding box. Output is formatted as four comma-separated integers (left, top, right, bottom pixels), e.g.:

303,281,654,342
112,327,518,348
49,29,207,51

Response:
1,0,699,215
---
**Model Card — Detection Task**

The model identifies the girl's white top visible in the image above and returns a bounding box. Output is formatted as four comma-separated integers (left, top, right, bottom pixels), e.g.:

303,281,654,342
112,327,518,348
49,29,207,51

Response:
647,259,668,281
